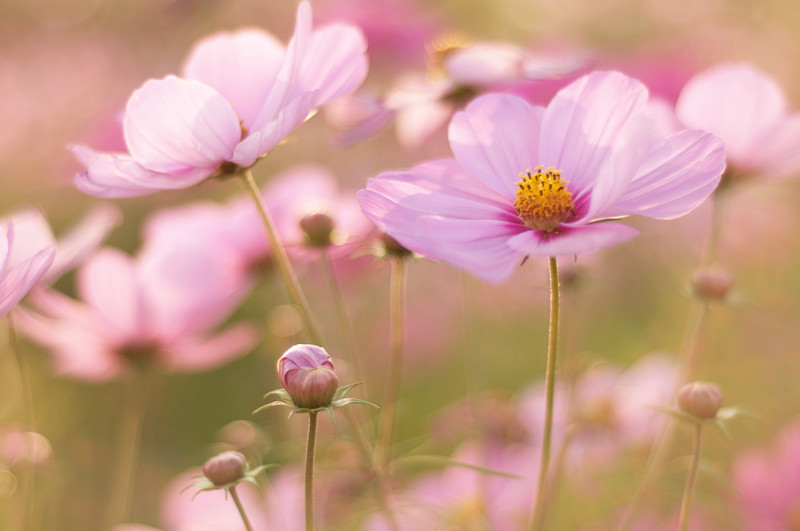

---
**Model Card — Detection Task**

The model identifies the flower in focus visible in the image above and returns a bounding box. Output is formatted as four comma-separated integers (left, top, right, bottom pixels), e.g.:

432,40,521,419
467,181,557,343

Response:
16,242,256,381
676,62,800,180
733,421,800,530
72,1,367,198
277,344,339,410
359,71,726,282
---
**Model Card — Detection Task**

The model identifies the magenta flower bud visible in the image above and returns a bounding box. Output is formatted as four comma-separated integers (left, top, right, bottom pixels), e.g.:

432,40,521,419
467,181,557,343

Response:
691,266,732,301
202,450,247,486
678,381,724,420
277,344,339,409
299,212,335,247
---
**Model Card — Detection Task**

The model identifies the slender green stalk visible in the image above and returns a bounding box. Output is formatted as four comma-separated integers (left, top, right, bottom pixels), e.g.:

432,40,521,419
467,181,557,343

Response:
6,313,35,531
377,257,407,464
529,256,561,531
320,249,363,384
108,370,148,526
678,424,703,531
305,411,319,531
229,485,254,531
239,169,322,345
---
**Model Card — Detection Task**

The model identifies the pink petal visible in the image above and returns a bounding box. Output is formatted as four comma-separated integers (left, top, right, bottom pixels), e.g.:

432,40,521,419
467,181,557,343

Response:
745,114,800,178
449,94,545,198
296,23,368,106
444,42,526,86
77,248,147,341
124,76,241,173
609,130,725,219
0,247,54,317
163,323,257,372
676,63,787,166
182,29,285,129
539,71,649,197
395,99,453,149
0,226,9,278
3,210,55,271
507,222,639,257
72,145,213,198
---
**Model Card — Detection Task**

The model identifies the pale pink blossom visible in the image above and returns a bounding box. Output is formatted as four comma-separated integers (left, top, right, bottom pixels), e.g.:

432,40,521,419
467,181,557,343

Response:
16,242,255,381
72,2,367,198
360,71,726,282
676,62,800,178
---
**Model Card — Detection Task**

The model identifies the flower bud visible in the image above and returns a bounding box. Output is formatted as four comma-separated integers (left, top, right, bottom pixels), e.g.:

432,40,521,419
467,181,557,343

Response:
300,212,335,247
690,266,732,301
278,344,339,409
202,451,248,487
678,381,723,420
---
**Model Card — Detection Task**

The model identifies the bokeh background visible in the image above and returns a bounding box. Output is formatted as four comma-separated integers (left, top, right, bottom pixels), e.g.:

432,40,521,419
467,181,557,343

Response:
2,0,800,529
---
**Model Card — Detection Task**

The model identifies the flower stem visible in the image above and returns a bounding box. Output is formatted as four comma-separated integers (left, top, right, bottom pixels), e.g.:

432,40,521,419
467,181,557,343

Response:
108,370,148,526
230,485,254,531
529,256,561,531
320,248,363,385
678,424,703,531
305,411,319,531
377,257,407,464
239,169,322,345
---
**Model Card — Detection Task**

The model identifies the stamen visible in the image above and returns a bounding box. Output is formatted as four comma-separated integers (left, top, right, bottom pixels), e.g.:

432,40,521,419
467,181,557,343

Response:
513,166,575,233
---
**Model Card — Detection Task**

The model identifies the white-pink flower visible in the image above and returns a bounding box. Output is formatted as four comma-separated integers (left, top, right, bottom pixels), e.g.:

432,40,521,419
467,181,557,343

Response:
676,62,800,179
72,1,367,198
0,210,55,317
359,71,726,282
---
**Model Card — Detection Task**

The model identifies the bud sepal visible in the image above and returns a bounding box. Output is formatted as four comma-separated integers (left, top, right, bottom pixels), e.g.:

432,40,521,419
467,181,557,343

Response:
187,452,276,498
254,382,378,419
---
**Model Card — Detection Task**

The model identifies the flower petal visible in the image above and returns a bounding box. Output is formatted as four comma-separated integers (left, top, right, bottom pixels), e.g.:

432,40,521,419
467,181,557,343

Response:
608,130,725,219
449,94,545,198
182,29,286,129
507,222,639,257
676,63,786,166
162,323,257,372
0,247,54,317
539,71,649,197
124,76,241,173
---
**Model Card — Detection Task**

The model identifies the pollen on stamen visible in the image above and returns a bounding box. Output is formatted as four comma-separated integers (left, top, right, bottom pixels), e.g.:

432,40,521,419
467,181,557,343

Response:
513,166,575,233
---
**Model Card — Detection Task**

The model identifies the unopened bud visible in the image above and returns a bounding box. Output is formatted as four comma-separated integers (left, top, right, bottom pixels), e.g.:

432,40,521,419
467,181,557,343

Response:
678,381,723,420
691,267,732,301
202,451,247,487
278,344,339,409
300,212,335,247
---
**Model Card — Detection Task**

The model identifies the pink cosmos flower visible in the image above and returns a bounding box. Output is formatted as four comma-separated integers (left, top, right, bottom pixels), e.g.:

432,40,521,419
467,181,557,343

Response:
732,421,800,530
72,1,367,198
16,242,255,381
676,62,800,179
359,71,726,282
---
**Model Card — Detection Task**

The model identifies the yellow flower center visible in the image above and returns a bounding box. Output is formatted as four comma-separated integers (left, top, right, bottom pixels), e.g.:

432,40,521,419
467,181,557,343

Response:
513,166,575,233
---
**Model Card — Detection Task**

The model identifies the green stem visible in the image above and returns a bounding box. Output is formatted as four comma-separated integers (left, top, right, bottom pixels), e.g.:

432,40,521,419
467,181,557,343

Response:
678,424,703,531
529,256,561,531
320,249,363,385
230,485,254,531
108,370,148,526
239,169,322,345
377,257,407,464
305,411,319,531
6,313,35,531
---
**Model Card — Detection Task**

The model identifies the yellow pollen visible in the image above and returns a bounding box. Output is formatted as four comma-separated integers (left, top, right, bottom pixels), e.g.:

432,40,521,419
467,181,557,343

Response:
513,166,575,233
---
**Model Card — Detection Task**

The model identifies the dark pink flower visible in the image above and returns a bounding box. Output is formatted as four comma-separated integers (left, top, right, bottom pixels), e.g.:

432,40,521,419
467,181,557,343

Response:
72,2,367,198
277,344,339,409
359,71,726,282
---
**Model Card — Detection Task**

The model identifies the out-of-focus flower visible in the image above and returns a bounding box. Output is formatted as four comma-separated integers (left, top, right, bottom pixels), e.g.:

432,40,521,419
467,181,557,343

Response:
277,344,339,410
359,71,726,282
676,62,800,180
0,425,53,467
0,210,56,317
690,266,732,302
72,2,367,198
16,243,256,381
733,421,800,531
677,381,723,420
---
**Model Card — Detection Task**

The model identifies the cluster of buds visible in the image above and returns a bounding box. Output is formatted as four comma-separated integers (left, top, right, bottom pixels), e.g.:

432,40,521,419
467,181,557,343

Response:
255,344,376,417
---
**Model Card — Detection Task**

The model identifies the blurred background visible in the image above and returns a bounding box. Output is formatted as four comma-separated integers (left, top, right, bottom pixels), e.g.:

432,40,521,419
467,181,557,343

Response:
1,0,800,529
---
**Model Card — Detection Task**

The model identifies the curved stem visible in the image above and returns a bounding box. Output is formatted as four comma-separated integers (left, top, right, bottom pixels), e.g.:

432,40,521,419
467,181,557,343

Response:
229,485,254,531
377,257,407,464
108,370,148,526
239,169,322,345
305,411,319,531
678,424,703,531
529,256,561,531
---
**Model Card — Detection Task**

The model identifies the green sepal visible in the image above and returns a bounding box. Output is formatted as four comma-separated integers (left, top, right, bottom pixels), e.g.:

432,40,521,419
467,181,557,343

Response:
391,454,522,479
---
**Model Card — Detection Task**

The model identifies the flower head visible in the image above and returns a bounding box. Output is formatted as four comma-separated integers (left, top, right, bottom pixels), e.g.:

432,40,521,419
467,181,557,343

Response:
72,2,367,198
277,344,339,410
359,71,726,282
